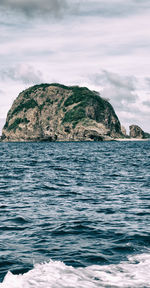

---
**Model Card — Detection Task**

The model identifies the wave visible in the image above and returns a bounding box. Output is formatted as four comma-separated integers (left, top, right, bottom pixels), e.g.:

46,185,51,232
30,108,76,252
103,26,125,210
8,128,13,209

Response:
1,253,150,288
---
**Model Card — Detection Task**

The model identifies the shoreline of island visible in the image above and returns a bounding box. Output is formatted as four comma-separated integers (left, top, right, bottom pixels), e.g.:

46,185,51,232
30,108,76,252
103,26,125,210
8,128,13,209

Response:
114,138,150,141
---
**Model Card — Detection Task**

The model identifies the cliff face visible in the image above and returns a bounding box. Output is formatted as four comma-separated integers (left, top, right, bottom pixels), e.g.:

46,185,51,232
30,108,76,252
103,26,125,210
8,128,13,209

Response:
129,125,150,139
2,83,123,142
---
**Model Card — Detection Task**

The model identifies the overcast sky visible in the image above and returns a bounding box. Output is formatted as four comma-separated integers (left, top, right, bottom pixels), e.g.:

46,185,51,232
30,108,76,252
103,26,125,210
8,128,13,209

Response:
0,0,150,133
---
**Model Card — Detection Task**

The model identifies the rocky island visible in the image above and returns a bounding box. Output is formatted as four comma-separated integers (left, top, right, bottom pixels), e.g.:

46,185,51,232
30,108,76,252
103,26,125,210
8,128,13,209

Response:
1,83,123,142
129,125,150,139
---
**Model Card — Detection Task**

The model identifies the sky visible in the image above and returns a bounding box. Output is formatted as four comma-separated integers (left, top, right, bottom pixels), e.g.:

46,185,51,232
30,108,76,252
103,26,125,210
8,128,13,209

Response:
0,0,150,134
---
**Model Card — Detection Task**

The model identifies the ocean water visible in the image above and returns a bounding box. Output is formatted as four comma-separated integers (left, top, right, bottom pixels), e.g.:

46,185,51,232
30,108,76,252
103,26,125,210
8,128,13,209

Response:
0,141,150,288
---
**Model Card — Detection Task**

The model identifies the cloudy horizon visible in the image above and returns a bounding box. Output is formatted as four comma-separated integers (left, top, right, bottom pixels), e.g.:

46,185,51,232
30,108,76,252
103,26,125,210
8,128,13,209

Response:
0,0,150,134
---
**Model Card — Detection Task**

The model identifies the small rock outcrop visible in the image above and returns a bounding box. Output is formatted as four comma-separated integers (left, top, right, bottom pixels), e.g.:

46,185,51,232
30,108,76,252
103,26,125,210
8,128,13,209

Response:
2,83,123,142
129,125,150,139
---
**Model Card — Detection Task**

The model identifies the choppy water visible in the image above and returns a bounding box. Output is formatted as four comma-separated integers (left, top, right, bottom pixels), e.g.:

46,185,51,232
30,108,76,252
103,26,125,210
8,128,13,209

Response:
0,141,150,287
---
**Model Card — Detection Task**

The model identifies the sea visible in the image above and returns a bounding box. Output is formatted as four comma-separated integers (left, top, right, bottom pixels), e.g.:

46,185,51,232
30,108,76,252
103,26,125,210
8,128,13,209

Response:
0,141,150,288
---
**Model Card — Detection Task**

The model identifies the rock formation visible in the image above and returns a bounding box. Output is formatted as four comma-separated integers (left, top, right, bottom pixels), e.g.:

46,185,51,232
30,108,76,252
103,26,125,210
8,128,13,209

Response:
2,83,123,142
129,125,150,139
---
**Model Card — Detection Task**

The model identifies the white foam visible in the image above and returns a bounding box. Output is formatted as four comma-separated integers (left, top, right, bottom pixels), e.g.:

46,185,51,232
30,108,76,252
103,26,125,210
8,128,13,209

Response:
1,253,150,288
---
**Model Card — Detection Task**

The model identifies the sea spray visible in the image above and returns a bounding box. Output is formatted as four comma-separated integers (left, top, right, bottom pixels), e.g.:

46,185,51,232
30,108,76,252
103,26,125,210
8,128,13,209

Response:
1,253,150,288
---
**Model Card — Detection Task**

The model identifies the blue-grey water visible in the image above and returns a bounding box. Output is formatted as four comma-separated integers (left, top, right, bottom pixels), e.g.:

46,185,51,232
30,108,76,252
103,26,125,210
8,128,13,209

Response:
0,141,150,287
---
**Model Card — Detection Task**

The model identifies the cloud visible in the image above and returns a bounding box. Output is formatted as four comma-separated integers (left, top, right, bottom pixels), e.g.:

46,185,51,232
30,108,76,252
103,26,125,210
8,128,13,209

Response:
0,0,69,17
78,0,150,18
1,64,43,84
0,118,6,134
143,100,150,107
1,0,150,19
145,77,150,87
90,70,138,109
102,70,136,91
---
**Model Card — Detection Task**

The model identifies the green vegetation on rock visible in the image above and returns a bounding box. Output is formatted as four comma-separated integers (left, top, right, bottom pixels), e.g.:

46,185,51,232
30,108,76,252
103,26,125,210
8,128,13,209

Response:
64,87,100,107
8,118,29,131
62,105,86,127
11,99,37,116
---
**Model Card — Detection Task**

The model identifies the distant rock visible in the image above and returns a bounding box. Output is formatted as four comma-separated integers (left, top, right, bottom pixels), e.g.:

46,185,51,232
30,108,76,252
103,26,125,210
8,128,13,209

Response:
2,83,123,142
129,125,150,139
129,125,144,138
